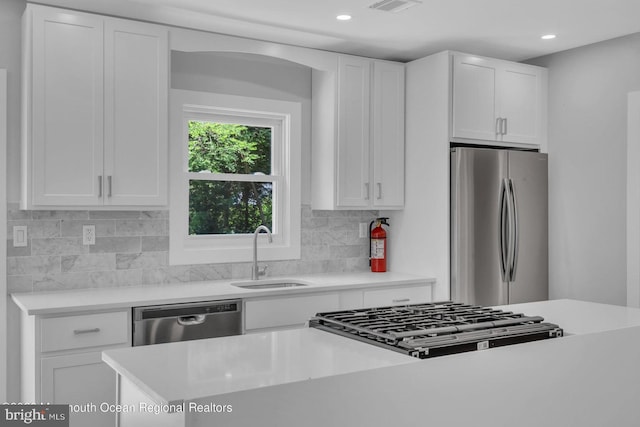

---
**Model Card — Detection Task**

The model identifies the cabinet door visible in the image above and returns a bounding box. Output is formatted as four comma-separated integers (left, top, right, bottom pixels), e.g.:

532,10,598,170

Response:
104,19,168,206
337,56,371,207
30,7,104,206
452,54,499,142
498,63,543,145
41,353,116,427
363,285,432,308
245,293,340,331
372,61,405,208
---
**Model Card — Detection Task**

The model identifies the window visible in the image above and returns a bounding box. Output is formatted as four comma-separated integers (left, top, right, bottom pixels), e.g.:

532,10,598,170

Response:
188,119,276,236
170,90,301,265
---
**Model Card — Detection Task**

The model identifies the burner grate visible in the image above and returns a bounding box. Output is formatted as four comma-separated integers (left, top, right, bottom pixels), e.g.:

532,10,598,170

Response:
309,301,563,358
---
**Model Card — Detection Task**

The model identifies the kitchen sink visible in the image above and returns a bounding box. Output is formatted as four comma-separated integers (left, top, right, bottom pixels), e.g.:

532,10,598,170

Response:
231,280,311,290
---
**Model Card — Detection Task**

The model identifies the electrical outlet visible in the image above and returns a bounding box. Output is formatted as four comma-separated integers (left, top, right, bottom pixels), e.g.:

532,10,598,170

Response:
83,225,96,245
359,223,368,239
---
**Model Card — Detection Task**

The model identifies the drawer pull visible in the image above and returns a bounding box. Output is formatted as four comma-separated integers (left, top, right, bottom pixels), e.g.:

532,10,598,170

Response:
392,298,411,303
73,328,101,335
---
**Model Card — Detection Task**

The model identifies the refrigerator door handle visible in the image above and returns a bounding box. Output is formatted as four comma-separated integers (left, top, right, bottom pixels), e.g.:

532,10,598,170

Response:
499,179,509,282
508,178,519,281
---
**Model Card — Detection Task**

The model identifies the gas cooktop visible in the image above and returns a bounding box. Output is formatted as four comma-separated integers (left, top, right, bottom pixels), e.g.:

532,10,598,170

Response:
309,301,563,359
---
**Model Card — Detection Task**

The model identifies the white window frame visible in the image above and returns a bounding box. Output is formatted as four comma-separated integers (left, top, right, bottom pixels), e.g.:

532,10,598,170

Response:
169,89,301,265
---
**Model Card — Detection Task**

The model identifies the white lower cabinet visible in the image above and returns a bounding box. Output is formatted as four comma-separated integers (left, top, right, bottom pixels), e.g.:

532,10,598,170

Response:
20,309,131,427
363,285,432,308
244,284,433,332
41,353,116,426
245,293,340,332
338,290,364,310
16,282,433,426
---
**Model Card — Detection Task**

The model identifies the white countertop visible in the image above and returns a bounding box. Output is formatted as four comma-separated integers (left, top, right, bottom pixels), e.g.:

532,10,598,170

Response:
103,298,640,411
103,327,418,406
11,272,434,315
212,322,640,427
497,299,640,335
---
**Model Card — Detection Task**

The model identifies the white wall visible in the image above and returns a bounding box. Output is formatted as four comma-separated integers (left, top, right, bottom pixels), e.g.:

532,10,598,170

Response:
0,0,23,203
1,68,7,402
628,92,640,307
527,33,640,305
0,0,25,401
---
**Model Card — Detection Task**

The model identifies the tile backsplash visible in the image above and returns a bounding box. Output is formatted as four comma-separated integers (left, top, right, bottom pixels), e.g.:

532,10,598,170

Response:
6,204,376,293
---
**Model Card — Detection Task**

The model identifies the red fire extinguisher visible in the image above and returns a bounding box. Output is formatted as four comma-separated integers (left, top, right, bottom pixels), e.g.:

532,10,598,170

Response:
369,217,390,273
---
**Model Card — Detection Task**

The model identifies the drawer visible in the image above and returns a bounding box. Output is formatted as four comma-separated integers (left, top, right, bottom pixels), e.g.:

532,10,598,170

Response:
245,293,340,331
363,286,431,308
41,311,129,353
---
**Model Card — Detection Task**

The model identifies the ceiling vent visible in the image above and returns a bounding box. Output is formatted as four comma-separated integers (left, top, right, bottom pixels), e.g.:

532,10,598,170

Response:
369,0,422,13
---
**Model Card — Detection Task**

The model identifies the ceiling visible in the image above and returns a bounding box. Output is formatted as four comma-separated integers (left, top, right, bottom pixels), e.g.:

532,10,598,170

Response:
35,0,640,62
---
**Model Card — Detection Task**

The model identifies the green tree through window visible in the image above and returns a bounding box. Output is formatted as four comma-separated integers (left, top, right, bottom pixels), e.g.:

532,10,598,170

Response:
188,122,273,235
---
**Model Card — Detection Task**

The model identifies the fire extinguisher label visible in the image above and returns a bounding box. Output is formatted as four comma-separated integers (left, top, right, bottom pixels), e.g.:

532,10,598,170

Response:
371,239,385,259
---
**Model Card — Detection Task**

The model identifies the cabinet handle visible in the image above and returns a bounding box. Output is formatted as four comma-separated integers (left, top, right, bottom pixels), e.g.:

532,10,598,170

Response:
377,183,382,200
503,118,508,135
107,176,112,197
495,117,501,135
73,328,101,335
364,183,370,200
98,176,103,198
392,298,411,303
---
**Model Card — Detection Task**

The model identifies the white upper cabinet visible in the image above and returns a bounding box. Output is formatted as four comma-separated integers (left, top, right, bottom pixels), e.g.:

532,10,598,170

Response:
312,55,405,210
22,5,168,209
372,61,405,208
104,19,168,206
27,7,105,207
336,56,371,207
452,53,547,146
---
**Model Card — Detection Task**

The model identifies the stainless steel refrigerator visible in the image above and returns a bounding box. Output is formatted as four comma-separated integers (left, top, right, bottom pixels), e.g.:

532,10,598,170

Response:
450,147,548,306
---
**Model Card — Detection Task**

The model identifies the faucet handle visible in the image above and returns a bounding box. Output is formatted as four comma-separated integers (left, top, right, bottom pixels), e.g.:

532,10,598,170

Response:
258,265,269,278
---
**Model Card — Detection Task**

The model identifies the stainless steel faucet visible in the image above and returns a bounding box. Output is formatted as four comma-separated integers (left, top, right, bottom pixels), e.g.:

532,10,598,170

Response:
252,225,272,280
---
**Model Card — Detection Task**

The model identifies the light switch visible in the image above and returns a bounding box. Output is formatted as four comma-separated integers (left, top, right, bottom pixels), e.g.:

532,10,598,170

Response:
13,226,28,247
359,223,368,239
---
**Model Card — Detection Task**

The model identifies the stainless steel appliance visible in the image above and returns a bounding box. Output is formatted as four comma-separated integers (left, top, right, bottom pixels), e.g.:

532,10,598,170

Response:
309,301,562,359
132,299,242,346
450,147,548,306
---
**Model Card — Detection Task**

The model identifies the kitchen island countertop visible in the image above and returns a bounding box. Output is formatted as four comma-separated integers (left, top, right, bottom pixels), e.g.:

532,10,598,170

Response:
497,298,640,335
102,327,419,406
103,299,640,426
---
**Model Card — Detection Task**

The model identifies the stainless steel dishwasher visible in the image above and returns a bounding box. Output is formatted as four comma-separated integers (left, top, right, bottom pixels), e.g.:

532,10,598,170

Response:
132,299,242,346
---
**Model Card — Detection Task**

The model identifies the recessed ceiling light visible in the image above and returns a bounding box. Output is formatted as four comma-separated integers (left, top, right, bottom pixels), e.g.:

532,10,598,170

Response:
541,34,556,40
336,14,352,21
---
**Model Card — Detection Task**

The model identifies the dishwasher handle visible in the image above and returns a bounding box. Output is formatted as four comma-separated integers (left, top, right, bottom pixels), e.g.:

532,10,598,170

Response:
177,314,206,326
